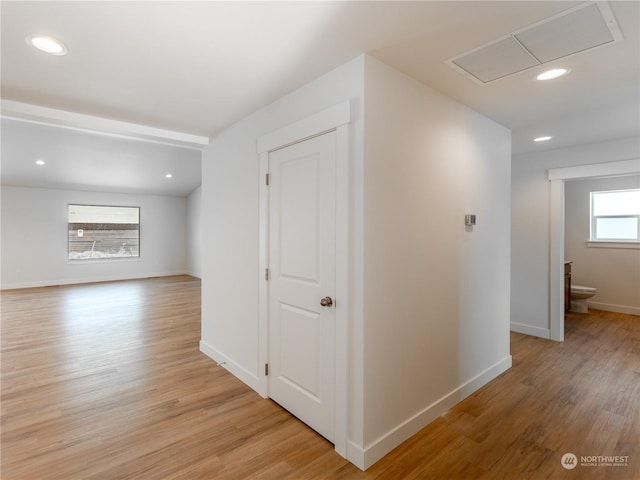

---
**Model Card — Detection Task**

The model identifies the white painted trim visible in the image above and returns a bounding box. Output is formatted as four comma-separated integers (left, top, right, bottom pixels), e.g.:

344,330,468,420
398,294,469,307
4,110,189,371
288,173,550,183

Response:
350,356,513,470
0,270,189,290
257,101,351,461
549,179,565,342
548,158,640,343
66,258,142,266
257,101,351,154
547,159,640,181
586,241,640,249
199,340,265,397
1,100,210,149
346,441,366,471
257,152,270,399
333,123,350,459
588,302,640,316
510,321,550,339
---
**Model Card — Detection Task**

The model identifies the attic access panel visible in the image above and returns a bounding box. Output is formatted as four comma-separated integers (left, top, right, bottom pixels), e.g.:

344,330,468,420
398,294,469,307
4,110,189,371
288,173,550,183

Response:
451,36,540,84
447,2,623,85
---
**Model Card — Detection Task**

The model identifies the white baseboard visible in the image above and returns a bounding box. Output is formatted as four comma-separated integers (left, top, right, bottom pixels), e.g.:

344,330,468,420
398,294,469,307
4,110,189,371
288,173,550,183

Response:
348,355,513,470
199,340,266,397
346,441,366,471
0,271,189,290
588,301,640,316
510,322,550,339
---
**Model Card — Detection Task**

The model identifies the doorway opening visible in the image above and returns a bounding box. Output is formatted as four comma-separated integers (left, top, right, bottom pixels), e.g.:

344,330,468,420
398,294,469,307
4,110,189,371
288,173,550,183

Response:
256,101,351,459
548,159,640,341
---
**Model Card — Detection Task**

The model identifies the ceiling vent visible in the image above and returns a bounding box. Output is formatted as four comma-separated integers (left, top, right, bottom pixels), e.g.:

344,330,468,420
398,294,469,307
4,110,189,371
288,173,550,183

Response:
446,2,623,85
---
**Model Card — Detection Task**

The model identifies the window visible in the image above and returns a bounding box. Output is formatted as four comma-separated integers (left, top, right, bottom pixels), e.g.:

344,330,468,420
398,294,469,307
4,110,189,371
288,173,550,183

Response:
68,205,140,260
590,189,640,242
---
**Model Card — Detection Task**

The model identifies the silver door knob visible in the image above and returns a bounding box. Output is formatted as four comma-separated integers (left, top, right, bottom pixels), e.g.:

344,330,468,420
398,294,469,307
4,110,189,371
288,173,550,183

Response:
320,296,333,307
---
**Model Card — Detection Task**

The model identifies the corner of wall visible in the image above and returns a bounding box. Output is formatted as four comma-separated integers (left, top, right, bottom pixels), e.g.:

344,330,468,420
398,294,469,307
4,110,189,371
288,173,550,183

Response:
360,356,512,470
510,322,550,339
359,55,512,468
199,340,267,398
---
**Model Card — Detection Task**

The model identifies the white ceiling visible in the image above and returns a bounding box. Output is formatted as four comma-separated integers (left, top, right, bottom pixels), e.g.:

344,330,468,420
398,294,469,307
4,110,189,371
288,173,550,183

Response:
1,118,201,196
1,1,638,195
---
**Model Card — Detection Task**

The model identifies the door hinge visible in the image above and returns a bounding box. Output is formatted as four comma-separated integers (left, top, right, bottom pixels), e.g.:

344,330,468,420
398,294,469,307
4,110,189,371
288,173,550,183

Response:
265,363,269,376
265,268,270,281
265,173,271,186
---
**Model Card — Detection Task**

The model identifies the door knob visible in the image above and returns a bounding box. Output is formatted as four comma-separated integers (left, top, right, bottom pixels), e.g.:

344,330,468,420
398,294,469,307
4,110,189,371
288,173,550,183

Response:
320,296,333,307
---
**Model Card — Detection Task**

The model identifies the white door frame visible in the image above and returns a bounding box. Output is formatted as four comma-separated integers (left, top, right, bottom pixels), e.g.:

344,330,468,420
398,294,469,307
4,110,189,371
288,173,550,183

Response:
257,101,351,458
548,158,640,341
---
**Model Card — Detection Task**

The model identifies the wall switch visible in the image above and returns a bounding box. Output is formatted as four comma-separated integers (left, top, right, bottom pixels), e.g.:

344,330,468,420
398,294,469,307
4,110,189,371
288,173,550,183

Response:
465,214,476,226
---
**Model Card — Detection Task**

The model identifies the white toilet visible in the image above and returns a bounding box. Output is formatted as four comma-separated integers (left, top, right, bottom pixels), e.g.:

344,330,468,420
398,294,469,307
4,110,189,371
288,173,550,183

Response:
570,285,597,313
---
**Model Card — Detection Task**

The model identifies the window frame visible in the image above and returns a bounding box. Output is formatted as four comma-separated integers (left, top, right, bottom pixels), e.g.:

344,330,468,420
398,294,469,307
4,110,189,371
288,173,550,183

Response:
67,204,141,261
589,189,640,244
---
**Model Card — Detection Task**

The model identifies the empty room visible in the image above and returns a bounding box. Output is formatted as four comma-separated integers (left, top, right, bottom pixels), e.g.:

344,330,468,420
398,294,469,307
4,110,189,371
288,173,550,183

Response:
1,2,639,479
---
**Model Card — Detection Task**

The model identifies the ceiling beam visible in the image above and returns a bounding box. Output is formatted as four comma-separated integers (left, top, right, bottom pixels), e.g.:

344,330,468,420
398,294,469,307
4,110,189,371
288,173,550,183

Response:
0,100,210,149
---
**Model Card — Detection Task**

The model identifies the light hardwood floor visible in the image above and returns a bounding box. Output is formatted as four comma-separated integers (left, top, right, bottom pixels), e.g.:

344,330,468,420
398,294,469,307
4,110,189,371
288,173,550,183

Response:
1,276,638,479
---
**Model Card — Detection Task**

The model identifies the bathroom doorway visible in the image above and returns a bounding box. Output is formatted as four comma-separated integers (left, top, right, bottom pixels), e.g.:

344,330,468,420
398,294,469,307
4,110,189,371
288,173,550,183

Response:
564,176,640,314
548,159,640,341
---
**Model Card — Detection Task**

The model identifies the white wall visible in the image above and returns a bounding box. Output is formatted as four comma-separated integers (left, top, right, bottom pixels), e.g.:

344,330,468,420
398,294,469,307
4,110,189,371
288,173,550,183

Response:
200,56,365,439
511,137,640,337
361,57,512,462
187,186,202,278
565,175,640,314
1,185,188,289
201,53,513,470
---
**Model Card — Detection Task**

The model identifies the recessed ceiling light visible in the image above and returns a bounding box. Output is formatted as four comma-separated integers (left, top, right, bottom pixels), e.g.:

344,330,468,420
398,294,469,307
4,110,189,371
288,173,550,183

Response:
165,173,173,179
536,68,569,81
35,159,46,165
26,35,67,55
534,136,553,142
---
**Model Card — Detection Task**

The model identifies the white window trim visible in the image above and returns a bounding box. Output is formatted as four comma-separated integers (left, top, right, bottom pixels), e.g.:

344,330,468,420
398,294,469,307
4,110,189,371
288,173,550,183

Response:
589,189,640,242
586,240,640,249
67,257,144,265
68,204,141,261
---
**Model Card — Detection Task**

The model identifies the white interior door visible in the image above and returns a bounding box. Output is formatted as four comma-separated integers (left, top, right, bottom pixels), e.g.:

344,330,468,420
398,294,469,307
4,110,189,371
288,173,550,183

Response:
268,131,336,442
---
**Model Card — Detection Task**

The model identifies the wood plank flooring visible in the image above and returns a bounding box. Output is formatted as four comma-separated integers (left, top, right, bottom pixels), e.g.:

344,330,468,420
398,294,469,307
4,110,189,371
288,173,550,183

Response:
2,276,638,479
